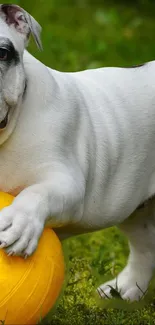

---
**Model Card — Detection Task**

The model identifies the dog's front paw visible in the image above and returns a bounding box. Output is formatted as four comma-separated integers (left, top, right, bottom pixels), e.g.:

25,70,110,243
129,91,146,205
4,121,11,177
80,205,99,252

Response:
97,268,148,301
0,204,44,257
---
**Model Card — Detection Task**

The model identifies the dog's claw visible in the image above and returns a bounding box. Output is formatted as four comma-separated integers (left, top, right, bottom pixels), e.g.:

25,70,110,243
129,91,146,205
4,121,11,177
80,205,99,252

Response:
7,251,14,256
0,241,7,248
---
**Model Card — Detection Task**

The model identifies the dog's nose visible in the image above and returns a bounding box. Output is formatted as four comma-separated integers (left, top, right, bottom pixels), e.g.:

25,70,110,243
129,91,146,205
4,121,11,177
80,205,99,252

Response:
0,112,8,129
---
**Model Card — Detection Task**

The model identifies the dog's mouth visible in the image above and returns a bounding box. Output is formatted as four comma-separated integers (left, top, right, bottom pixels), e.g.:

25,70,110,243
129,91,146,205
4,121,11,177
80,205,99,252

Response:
0,110,9,130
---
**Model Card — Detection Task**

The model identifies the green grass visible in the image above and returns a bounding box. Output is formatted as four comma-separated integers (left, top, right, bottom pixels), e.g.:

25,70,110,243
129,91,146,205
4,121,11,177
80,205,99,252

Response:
40,228,155,325
3,0,155,324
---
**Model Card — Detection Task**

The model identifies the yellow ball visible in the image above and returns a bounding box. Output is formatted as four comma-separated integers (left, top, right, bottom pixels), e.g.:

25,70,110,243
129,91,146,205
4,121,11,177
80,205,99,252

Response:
0,192,65,325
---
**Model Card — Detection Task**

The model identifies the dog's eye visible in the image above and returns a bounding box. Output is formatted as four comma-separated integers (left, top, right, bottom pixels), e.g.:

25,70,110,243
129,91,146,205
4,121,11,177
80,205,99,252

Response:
0,48,9,61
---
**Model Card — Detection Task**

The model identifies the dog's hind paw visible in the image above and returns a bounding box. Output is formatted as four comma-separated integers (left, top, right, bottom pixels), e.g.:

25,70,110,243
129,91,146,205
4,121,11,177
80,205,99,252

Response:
97,267,148,301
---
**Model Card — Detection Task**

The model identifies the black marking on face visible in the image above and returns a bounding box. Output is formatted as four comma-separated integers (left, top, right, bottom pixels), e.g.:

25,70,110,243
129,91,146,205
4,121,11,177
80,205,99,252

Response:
0,37,19,65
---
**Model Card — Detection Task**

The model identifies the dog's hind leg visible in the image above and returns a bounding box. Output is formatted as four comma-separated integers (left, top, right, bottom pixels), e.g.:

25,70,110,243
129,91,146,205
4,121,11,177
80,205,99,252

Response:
98,199,155,301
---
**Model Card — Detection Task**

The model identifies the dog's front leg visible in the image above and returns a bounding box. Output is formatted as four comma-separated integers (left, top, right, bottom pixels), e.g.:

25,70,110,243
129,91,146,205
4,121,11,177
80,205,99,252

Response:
0,172,84,257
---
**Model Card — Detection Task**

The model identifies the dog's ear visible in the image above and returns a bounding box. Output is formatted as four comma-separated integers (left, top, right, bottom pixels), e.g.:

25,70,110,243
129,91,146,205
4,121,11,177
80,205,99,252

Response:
0,4,42,50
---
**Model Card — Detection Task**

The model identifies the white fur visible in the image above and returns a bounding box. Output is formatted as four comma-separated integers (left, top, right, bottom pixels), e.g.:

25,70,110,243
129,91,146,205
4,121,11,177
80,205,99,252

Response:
0,7,154,301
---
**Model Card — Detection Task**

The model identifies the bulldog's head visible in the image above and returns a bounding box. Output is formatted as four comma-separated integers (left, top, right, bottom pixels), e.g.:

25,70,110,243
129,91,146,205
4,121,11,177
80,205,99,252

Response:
0,4,42,139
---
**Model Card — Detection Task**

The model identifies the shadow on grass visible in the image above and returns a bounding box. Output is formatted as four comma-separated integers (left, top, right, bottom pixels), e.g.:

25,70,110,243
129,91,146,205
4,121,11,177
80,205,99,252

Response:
39,275,155,325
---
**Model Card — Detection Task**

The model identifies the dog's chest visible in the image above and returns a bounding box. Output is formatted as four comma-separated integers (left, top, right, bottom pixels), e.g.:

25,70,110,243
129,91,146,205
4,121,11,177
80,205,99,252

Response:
0,140,39,195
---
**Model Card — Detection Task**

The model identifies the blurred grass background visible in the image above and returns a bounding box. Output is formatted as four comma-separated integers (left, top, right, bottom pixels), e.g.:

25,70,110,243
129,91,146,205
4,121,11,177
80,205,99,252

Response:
5,0,155,324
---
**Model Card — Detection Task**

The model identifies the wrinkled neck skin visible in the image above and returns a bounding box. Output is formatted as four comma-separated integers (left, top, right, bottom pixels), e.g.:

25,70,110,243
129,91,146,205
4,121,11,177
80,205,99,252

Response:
0,88,24,146
0,59,26,146
0,50,59,146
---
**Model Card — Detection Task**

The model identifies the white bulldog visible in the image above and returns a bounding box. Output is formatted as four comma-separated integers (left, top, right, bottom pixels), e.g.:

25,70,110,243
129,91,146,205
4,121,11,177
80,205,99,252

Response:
0,3,154,302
